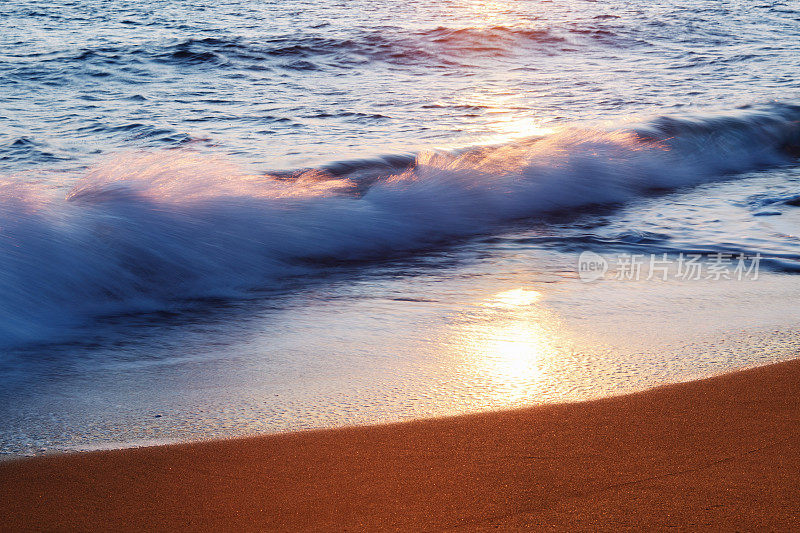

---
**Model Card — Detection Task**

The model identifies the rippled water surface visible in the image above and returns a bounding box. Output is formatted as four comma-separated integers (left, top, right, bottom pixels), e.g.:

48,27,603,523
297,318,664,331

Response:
3,0,800,170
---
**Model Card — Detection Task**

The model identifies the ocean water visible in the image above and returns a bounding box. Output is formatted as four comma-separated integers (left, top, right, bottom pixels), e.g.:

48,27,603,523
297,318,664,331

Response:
1,0,800,455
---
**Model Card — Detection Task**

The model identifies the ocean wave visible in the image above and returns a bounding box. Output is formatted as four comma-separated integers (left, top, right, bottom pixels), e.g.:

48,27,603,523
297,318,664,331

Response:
0,137,70,165
0,105,799,346
421,25,565,51
6,23,634,77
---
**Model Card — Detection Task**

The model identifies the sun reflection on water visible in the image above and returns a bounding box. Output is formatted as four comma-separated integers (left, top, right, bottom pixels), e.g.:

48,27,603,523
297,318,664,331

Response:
486,287,542,307
459,0,519,28
445,287,569,406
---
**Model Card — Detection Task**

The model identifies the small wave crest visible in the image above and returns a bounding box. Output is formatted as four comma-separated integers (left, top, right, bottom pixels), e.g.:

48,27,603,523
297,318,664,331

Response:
40,23,627,75
1,105,799,346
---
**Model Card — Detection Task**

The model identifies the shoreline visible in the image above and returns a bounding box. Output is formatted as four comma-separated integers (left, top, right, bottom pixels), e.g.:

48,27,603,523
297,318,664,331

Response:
2,358,798,530
1,357,790,462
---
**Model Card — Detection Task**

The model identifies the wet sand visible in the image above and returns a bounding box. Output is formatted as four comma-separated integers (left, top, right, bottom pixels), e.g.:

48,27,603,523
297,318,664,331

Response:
1,359,798,531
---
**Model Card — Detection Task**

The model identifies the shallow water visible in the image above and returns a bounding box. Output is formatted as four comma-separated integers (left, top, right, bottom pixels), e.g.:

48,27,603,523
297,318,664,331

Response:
1,0,800,455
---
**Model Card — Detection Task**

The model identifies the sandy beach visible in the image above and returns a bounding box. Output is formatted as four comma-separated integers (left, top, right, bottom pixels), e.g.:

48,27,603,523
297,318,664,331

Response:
1,358,798,531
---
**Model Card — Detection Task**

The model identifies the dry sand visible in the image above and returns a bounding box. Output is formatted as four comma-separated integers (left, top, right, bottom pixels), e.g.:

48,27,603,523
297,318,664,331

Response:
1,359,798,531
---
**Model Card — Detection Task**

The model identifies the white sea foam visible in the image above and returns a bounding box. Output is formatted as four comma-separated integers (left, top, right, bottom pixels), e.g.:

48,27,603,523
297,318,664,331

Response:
1,106,798,346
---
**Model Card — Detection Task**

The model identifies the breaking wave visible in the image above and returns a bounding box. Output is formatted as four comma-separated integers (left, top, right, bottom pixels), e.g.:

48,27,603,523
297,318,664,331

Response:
1,105,799,346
